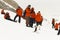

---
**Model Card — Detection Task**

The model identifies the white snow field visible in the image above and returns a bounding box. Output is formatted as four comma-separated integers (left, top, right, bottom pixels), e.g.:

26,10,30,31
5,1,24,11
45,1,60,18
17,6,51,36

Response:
0,0,60,40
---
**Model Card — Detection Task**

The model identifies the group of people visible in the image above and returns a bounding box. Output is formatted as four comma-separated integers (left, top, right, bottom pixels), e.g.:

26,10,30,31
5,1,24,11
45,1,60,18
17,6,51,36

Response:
52,18,60,35
0,5,60,35
1,5,43,32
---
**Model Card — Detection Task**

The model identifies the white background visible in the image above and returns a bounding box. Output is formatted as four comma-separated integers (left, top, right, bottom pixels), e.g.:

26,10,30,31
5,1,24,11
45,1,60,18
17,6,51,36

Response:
0,0,60,40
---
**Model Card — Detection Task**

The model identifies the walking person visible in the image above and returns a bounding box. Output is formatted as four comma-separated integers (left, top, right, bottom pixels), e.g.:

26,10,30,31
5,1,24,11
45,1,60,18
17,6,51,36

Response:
34,11,43,32
52,18,55,28
29,7,36,28
54,23,59,30
14,6,23,23
25,5,31,27
4,12,17,22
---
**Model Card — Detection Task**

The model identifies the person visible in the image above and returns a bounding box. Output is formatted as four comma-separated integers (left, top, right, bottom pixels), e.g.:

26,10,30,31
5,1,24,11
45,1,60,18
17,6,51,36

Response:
54,23,59,30
1,9,5,15
29,7,36,28
4,12,16,22
4,12,10,19
35,11,43,26
57,23,60,35
52,18,55,28
14,6,23,23
34,11,43,32
25,5,31,27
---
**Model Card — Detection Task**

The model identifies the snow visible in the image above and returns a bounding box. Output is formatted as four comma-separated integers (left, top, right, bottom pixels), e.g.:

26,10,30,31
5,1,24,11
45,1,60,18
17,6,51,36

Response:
0,0,60,40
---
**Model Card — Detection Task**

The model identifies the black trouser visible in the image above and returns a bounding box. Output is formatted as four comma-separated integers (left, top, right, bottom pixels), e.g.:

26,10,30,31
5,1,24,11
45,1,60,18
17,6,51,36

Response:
34,21,42,32
57,29,60,35
36,21,42,26
6,18,16,22
29,18,34,28
14,15,21,23
33,18,35,23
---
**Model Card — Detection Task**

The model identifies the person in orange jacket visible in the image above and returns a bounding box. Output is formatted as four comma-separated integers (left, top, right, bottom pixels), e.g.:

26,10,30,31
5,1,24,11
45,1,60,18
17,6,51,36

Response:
35,11,43,26
29,7,36,28
4,12,17,22
52,18,55,28
54,23,59,30
34,11,43,32
25,5,31,27
1,9,5,15
14,6,23,23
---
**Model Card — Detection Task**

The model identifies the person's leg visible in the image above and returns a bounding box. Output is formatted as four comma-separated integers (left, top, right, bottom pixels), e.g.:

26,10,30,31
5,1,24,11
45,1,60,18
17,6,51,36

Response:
29,18,31,27
14,15,18,21
26,17,30,27
37,22,41,30
59,29,60,34
41,21,42,26
6,18,17,22
28,17,30,26
34,26,37,32
19,16,21,23
34,22,38,32
30,22,33,28
37,22,39,26
33,18,35,23
38,24,40,30
37,22,40,30
52,24,54,28
57,30,60,35
31,22,34,28
31,18,34,28
39,21,42,26
26,17,29,27
30,18,33,28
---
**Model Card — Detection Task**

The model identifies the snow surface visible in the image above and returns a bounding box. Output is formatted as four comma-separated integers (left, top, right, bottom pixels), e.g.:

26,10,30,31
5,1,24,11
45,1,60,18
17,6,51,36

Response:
0,0,60,40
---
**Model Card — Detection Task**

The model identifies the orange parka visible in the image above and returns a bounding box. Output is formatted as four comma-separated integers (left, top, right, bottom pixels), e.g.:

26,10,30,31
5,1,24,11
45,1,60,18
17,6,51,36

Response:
16,8,23,17
54,23,59,30
25,8,31,17
35,13,43,22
